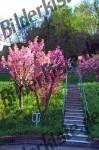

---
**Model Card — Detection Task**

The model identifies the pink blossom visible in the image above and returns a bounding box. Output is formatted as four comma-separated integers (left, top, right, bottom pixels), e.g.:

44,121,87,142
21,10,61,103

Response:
5,36,66,113
79,57,99,80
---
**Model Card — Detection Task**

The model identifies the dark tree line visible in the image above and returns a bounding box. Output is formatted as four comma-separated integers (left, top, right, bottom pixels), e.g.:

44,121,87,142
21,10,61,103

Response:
1,1,99,58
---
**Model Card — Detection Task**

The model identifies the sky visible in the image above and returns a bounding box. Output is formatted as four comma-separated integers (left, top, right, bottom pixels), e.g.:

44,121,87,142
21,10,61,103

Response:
0,0,81,19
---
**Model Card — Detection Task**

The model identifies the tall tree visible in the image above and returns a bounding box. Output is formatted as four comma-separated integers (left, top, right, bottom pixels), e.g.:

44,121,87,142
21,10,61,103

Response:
73,0,96,34
94,0,99,33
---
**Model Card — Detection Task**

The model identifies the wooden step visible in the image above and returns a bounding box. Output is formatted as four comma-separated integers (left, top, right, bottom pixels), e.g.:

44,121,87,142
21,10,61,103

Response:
65,109,84,113
66,106,83,110
64,119,84,124
66,104,82,107
66,103,81,105
64,112,84,117
64,115,84,120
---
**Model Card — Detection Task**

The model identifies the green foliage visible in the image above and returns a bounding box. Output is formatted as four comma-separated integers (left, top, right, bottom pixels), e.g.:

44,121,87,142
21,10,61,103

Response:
68,72,78,84
94,0,99,32
45,2,97,56
51,6,72,34
68,72,97,84
72,1,96,34
0,82,64,136
82,73,97,82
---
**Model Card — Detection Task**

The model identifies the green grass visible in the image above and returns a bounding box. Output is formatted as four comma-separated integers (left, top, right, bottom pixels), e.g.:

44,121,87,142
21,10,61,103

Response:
0,73,99,138
83,82,99,138
0,82,64,137
82,73,97,82
68,72,78,84
68,72,96,84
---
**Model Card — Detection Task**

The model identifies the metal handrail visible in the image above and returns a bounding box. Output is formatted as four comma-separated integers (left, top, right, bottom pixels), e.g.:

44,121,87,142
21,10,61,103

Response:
62,71,68,116
78,70,90,123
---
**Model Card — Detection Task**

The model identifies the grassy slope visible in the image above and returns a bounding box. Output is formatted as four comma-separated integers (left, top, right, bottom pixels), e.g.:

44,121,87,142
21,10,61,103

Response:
0,73,99,138
83,82,99,138
0,82,64,137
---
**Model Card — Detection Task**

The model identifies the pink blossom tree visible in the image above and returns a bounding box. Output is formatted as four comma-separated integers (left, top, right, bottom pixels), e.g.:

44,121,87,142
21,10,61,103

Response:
30,47,66,115
79,57,99,81
6,37,66,114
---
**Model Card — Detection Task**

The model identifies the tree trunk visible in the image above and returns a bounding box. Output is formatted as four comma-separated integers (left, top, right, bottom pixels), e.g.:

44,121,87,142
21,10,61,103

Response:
34,90,42,113
18,86,23,111
41,83,53,118
34,82,53,118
